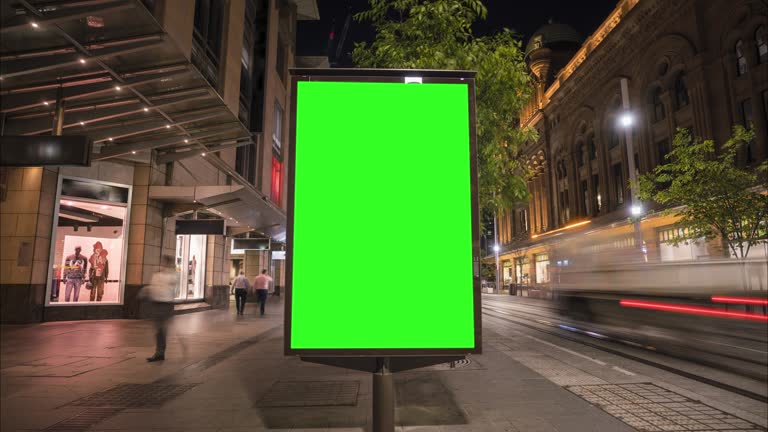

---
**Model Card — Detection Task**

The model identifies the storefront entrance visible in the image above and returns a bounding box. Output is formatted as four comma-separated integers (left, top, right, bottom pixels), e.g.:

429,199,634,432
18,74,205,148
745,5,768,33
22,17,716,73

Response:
175,234,206,301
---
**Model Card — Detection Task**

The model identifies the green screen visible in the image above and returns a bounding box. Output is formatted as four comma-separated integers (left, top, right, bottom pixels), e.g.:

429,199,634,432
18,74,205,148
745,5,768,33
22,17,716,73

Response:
291,80,476,350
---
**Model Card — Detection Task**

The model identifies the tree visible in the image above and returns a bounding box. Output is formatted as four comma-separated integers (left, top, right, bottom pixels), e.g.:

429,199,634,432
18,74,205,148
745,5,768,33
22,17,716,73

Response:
637,127,768,259
352,0,537,214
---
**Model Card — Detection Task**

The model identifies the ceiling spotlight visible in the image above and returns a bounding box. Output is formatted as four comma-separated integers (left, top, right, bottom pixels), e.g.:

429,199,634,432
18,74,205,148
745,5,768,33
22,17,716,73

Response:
108,137,113,141
31,22,39,28
143,107,149,112
100,205,107,209
43,101,49,106
115,85,121,91
131,151,137,154
79,121,85,126
79,58,86,64
184,139,189,143
165,124,171,129
201,152,206,156
66,201,73,205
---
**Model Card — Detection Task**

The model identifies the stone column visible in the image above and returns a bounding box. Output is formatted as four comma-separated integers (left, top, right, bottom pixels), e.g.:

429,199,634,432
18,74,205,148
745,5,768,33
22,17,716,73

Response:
0,167,57,323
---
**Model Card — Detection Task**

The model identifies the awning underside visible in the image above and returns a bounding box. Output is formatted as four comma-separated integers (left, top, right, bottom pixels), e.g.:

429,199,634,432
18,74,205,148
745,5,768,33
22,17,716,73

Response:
1,0,253,164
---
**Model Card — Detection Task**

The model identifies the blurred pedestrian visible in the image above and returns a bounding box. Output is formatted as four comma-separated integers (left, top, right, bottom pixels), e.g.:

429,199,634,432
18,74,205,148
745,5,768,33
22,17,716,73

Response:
139,255,177,362
252,269,273,316
232,270,250,315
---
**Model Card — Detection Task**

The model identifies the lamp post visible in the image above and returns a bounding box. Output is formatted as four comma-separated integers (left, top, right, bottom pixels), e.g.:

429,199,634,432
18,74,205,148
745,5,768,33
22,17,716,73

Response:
619,78,644,257
493,243,501,294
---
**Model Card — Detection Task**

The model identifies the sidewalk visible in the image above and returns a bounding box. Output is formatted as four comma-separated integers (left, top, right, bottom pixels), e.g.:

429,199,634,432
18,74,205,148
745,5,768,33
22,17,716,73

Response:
1,296,634,432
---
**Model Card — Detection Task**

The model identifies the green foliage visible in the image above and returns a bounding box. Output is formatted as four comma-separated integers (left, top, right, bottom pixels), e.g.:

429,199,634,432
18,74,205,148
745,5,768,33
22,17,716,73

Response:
637,127,768,259
352,0,537,214
480,261,496,281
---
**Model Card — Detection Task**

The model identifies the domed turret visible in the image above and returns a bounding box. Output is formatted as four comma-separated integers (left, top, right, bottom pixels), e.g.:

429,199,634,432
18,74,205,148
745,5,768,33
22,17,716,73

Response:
525,19,582,87
525,20,582,56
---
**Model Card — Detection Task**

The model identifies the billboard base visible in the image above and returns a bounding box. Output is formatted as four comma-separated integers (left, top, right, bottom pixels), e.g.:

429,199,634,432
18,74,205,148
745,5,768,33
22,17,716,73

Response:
300,356,464,432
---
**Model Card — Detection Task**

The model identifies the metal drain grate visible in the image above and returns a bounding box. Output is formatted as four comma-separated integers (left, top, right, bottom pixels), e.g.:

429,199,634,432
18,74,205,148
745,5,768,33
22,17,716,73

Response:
567,383,766,432
44,407,122,432
70,383,197,408
258,380,359,407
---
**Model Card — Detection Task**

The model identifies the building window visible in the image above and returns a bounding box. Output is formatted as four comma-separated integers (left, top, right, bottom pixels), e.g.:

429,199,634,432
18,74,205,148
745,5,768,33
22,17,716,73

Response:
272,101,283,155
609,128,620,149
756,26,767,64
652,87,665,122
276,34,287,84
587,134,596,160
559,189,570,223
238,0,260,127
741,99,755,163
271,155,283,206
47,178,131,306
522,209,529,232
534,253,550,284
735,40,748,76
192,0,225,88
657,139,671,165
514,256,529,285
235,143,256,184
763,90,768,122
674,73,689,109
612,163,624,205
592,174,601,215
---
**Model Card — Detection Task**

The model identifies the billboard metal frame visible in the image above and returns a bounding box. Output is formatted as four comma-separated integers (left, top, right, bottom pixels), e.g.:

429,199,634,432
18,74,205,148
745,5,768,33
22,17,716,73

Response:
284,68,482,357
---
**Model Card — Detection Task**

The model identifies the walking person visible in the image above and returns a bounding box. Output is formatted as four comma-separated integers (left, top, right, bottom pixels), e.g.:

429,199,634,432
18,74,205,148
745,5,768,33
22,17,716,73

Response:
252,269,273,317
139,255,177,362
232,270,250,315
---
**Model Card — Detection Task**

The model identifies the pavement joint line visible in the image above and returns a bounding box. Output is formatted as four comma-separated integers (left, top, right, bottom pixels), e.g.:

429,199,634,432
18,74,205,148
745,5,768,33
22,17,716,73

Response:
520,332,609,366
613,366,637,376
154,323,282,384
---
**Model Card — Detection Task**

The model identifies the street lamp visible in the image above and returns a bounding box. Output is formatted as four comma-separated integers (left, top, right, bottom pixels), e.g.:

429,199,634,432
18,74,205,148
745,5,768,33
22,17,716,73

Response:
493,244,501,294
619,78,644,258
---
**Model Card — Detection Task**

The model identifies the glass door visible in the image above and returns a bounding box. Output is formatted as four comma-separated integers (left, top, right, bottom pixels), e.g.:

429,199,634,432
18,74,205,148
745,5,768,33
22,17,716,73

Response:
175,234,207,301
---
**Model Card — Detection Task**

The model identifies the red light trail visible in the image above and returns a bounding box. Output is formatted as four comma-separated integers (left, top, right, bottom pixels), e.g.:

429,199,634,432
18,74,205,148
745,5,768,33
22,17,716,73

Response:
710,296,768,306
619,299,768,322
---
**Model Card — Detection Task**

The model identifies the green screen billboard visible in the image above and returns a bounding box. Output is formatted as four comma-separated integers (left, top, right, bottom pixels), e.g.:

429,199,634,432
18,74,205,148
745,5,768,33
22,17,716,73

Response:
286,70,481,356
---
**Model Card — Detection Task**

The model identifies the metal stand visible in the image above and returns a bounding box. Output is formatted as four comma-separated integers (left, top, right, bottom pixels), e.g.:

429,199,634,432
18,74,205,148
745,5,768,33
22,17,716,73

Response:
372,357,394,432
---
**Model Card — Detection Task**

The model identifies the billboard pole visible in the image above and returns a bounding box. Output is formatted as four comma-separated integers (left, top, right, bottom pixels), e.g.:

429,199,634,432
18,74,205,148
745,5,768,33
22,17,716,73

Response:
372,357,394,432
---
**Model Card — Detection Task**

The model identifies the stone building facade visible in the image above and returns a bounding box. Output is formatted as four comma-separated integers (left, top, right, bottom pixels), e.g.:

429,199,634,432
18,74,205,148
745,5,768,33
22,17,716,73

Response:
498,0,768,291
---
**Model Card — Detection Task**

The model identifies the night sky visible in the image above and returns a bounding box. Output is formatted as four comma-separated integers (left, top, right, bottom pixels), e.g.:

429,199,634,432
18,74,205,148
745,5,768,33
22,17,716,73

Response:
297,0,619,65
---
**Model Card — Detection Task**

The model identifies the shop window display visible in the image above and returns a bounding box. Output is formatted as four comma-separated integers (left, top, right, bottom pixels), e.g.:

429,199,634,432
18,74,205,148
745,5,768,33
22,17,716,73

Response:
534,254,550,284
48,178,129,305
174,234,206,301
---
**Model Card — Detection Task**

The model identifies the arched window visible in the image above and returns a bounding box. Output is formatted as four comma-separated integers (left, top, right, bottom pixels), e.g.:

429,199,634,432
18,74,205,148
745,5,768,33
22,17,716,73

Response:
756,26,767,64
652,87,665,122
735,40,748,76
609,128,620,149
674,73,689,109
